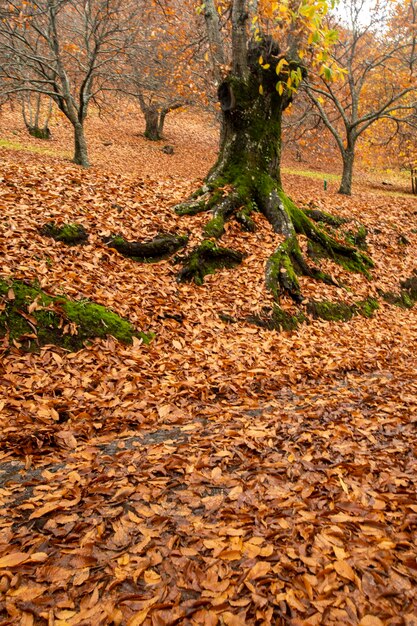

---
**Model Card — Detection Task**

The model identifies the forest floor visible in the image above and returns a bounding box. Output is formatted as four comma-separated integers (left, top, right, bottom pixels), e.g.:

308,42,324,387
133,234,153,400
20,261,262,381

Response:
0,104,417,626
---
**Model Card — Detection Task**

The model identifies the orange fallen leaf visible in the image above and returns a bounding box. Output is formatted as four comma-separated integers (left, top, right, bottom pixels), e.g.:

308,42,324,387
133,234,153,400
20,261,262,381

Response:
359,617,385,626
0,552,30,568
334,560,356,581
246,560,271,580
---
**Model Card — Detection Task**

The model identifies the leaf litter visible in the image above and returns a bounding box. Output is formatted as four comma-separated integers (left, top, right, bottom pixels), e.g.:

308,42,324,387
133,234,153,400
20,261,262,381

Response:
0,107,417,624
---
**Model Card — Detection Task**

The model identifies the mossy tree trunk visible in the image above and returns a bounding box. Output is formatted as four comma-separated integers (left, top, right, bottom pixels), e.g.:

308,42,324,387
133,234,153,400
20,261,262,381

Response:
175,37,372,302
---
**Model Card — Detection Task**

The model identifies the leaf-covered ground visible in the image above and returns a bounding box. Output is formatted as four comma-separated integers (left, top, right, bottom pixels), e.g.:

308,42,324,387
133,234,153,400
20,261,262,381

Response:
1,106,417,625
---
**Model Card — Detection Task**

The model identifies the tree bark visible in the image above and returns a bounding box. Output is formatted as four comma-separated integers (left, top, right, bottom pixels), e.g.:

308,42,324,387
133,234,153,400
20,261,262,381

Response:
144,107,161,141
339,148,355,195
73,122,90,167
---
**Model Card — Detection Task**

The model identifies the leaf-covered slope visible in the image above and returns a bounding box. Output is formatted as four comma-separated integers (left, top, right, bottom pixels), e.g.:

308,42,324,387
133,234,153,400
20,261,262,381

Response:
0,111,417,623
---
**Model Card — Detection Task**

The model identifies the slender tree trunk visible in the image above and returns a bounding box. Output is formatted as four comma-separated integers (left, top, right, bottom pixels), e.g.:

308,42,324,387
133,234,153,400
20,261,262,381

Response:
73,121,90,167
144,107,161,141
339,147,355,195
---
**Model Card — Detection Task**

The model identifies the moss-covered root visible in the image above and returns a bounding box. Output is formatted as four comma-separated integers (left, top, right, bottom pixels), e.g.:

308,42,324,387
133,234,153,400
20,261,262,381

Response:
302,207,347,227
203,194,240,238
0,280,151,352
382,273,417,309
248,305,305,331
177,240,244,285
307,298,379,321
280,193,374,276
40,222,88,245
265,234,336,303
106,232,188,262
174,186,213,216
266,236,303,303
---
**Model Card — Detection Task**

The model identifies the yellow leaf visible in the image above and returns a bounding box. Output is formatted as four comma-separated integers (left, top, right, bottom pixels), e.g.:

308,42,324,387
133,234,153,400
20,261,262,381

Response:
29,552,49,563
338,474,349,494
259,84,264,95
143,569,161,585
211,466,222,479
276,58,289,75
223,613,247,626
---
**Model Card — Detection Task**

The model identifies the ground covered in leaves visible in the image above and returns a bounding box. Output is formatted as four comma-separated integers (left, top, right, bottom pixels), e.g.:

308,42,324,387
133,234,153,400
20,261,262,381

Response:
1,105,417,625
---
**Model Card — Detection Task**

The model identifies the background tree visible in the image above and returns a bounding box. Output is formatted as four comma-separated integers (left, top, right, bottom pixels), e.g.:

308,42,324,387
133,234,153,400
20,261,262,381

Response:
175,0,372,311
304,0,417,194
119,0,202,141
0,0,139,166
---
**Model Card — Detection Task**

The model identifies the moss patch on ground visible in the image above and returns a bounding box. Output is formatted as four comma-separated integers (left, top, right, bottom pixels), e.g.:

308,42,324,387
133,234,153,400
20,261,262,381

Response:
307,298,379,321
382,274,417,309
40,222,89,245
248,306,306,332
177,240,244,285
0,280,151,351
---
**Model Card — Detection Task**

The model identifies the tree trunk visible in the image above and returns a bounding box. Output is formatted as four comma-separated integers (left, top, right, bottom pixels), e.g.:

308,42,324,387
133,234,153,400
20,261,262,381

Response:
73,122,90,167
339,148,355,195
174,36,373,304
144,107,161,141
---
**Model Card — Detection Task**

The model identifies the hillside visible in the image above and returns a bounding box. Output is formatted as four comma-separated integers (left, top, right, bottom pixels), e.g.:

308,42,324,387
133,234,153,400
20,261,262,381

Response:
0,105,417,625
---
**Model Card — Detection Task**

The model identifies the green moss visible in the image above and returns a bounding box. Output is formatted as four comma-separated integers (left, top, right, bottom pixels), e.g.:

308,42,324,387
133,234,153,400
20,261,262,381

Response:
303,207,346,227
266,238,302,303
357,298,379,318
110,235,126,247
28,126,51,140
0,280,151,351
381,274,417,309
0,138,71,158
271,305,305,331
107,233,188,263
282,167,340,182
178,240,244,285
345,224,367,249
400,275,417,298
40,222,88,245
247,305,305,331
204,214,225,238
307,300,354,321
307,297,379,321
235,204,256,232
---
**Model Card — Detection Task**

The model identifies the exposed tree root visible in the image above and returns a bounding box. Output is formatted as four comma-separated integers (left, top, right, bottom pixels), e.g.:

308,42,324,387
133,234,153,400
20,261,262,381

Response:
302,207,348,227
381,272,417,309
0,279,151,352
177,240,244,285
40,222,89,245
106,232,188,262
174,176,373,303
173,40,373,305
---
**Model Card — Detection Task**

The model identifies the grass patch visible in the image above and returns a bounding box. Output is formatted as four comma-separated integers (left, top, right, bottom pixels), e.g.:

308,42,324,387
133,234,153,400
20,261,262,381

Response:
282,167,340,182
0,138,70,159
